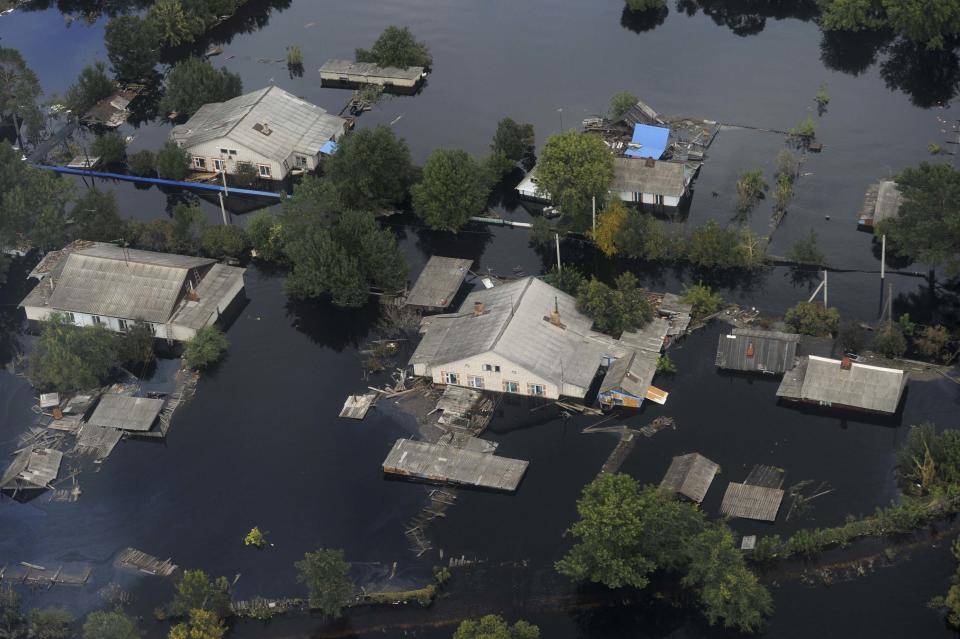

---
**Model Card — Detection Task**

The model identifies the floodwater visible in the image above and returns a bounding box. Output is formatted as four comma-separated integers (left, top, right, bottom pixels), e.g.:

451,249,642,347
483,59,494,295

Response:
3,1,960,637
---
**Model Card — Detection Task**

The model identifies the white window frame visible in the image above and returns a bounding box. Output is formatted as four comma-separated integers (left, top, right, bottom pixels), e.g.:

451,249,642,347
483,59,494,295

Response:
483,364,492,372
527,383,545,396
467,376,484,389
228,149,237,156
494,365,501,373
193,157,206,170
503,380,519,393
117,319,128,332
441,371,459,385
257,164,272,178
654,194,664,205
213,158,225,172
295,154,308,168
219,148,228,155
63,312,76,324
91,315,103,326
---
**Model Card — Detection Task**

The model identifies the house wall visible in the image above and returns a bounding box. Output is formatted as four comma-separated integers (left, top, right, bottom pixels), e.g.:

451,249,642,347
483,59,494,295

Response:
320,72,420,88
181,137,295,181
21,306,199,341
616,191,682,207
599,389,643,409
424,352,560,399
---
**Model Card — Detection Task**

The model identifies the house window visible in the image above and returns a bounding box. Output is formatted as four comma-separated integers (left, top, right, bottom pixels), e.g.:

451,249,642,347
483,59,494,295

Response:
527,383,545,396
229,149,237,156
193,157,206,170
213,159,225,172
503,380,519,393
63,312,75,324
91,315,103,325
117,319,128,331
295,155,308,168
442,371,459,385
467,376,484,389
257,164,272,178
483,364,492,372
654,194,664,205
495,365,501,373
219,148,228,155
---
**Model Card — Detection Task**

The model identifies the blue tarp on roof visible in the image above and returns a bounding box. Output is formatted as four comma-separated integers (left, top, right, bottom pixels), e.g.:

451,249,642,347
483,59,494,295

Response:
624,123,669,159
319,140,338,155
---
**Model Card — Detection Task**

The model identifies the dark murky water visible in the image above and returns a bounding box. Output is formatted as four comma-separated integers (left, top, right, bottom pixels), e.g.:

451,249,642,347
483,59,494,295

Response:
3,1,960,637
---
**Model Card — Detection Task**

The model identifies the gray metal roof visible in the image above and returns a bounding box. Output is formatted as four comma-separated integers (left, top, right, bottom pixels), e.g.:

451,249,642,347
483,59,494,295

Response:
776,355,907,413
611,158,694,197
405,256,473,309
88,394,165,431
599,348,659,397
319,59,425,81
382,438,528,491
170,263,246,330
715,328,801,374
619,317,669,353
659,292,693,316
170,86,346,163
0,448,63,491
874,180,902,224
410,277,607,394
660,453,719,503
721,482,784,521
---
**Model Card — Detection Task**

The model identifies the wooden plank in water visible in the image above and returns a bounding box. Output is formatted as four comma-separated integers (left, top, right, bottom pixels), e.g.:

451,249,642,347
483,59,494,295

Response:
116,548,178,577
340,393,376,419
382,439,527,492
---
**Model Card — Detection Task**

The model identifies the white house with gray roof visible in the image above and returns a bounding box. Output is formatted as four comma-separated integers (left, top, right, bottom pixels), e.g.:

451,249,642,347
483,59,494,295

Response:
20,242,245,342
410,277,621,399
170,85,347,181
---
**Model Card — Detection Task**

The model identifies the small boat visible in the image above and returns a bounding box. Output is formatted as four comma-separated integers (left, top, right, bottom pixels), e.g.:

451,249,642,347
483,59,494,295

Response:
205,46,224,57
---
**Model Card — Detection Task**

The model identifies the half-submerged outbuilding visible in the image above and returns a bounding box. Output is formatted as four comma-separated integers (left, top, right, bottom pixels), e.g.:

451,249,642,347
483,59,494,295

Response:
382,438,528,491
404,256,473,311
611,158,698,208
0,448,63,495
776,355,907,414
170,85,347,181
660,453,719,503
319,59,426,91
20,243,245,342
87,394,165,432
858,180,902,229
715,328,801,375
720,465,785,522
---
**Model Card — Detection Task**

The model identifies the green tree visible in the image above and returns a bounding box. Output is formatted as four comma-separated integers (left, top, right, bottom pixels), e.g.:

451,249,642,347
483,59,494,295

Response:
784,301,839,336
625,0,666,10
355,25,432,68
787,229,825,265
0,147,73,251
790,115,817,138
0,585,23,639
294,549,354,617
71,188,125,242
593,200,628,256
128,149,157,176
168,202,208,254
878,163,960,277
413,149,489,231
682,526,773,633
81,610,140,639
244,527,267,548
681,282,723,320
149,0,204,47
491,117,534,164
915,324,951,361
686,220,766,269
156,141,190,180
815,81,831,110
91,131,127,168
535,130,614,231
617,210,678,261
543,265,585,296
325,126,413,211
246,211,284,261
575,272,654,337
874,320,907,357
167,609,225,639
169,570,231,619
65,61,115,115
28,314,118,392
528,216,554,247
884,0,960,49
609,90,638,120
104,16,160,80
183,327,228,371
453,615,540,639
838,320,868,353
736,169,768,215
117,321,155,370
0,47,44,150
556,474,706,589
201,224,248,259
159,57,242,117
27,607,74,639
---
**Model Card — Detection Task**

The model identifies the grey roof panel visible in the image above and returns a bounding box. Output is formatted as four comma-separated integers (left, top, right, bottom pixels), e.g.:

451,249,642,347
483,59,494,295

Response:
660,453,719,503
405,257,473,309
611,158,694,197
776,355,907,413
170,263,246,329
88,394,164,431
600,348,659,397
715,329,800,374
319,59,424,81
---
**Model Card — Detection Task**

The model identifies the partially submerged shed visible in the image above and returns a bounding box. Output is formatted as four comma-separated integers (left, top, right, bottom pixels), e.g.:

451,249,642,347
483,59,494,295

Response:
319,59,426,90
611,158,697,208
660,453,719,503
405,256,473,311
721,483,784,522
0,448,63,494
776,355,907,414
598,348,661,409
87,394,165,432
382,438,528,491
715,328,801,374
858,180,902,229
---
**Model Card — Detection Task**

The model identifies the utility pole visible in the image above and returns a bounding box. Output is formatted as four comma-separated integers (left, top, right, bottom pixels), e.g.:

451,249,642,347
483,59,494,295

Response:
557,108,563,131
592,196,596,234
823,269,828,308
880,233,886,281
218,192,228,225
221,170,229,197
555,233,562,273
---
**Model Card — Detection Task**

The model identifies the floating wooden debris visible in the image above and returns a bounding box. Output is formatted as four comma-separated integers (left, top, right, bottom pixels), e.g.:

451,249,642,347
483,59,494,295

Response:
383,439,528,492
340,393,377,419
0,562,91,586
0,448,63,495
66,155,101,169
116,548,178,577
39,393,60,409
597,431,636,477
75,424,123,460
660,452,719,503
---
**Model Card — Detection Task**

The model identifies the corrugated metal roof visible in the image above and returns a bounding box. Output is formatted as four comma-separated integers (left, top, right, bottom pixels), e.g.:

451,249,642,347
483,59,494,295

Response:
170,263,246,329
599,348,659,397
721,482,784,521
405,256,473,309
874,180,902,224
319,59,424,81
410,277,607,394
715,328,800,374
619,317,669,353
776,355,907,413
170,86,346,163
660,453,719,503
87,394,164,431
611,158,694,197
0,448,62,490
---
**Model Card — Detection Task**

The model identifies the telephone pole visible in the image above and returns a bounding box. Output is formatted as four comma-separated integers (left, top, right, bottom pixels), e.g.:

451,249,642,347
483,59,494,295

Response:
555,233,562,273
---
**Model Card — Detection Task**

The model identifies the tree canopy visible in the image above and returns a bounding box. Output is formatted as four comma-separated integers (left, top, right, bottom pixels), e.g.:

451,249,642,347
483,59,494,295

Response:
355,25,432,69
156,141,190,180
168,609,226,639
325,126,413,211
0,143,74,253
491,117,535,163
65,61,115,115
28,314,118,392
27,607,74,639
453,615,540,639
412,149,490,231
295,549,354,617
168,569,232,619
159,58,242,117
784,301,839,336
0,47,44,148
575,272,654,337
104,15,160,80
81,610,141,639
878,162,960,277
184,326,229,370
686,220,767,270
608,90,638,120
71,188,126,242
91,131,128,168
534,131,614,232
818,0,960,49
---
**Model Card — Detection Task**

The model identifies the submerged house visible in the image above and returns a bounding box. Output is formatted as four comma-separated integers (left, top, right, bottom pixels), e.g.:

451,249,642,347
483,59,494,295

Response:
660,452,719,504
170,85,347,181
715,328,801,375
0,448,62,496
858,180,902,229
612,157,697,208
776,355,908,414
319,59,427,91
20,243,245,342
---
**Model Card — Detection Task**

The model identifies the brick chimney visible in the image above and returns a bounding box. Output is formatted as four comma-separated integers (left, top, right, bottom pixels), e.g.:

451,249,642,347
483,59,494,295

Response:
840,356,852,370
549,296,562,327
746,343,754,358
473,301,485,316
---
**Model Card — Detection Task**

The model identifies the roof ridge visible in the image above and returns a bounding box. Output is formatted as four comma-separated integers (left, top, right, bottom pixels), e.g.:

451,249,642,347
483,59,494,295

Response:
490,277,534,351
224,85,274,140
